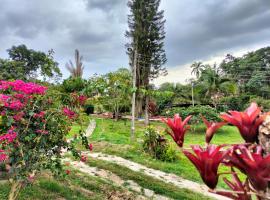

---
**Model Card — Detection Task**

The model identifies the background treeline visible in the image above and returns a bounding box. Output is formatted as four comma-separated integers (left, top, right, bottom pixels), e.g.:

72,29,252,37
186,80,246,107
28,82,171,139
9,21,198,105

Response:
1,44,270,121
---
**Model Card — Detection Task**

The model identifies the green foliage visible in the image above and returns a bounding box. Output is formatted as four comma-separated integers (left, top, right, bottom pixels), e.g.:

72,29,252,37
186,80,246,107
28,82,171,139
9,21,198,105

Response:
62,77,86,93
142,126,177,162
249,97,270,111
162,105,219,123
0,45,62,81
220,95,251,111
220,47,270,97
87,68,131,119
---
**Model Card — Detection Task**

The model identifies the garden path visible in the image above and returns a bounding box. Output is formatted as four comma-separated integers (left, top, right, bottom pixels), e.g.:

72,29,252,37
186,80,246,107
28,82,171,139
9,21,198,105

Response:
70,120,230,200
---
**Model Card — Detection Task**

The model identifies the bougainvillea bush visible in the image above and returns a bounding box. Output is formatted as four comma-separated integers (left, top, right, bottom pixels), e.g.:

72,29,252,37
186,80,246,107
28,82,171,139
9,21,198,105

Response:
0,80,89,200
163,103,270,200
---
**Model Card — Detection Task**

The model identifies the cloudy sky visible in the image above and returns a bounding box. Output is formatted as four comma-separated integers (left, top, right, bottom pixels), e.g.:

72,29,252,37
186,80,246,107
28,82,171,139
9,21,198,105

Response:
1,0,270,85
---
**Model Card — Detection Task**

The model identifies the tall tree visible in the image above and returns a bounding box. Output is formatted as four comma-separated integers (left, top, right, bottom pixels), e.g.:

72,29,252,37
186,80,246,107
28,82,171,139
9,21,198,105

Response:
126,0,167,125
66,49,84,78
0,45,62,81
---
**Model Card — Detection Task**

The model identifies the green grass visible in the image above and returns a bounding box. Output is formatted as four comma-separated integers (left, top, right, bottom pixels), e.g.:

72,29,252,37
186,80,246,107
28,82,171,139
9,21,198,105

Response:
0,170,138,200
87,158,213,200
89,117,244,188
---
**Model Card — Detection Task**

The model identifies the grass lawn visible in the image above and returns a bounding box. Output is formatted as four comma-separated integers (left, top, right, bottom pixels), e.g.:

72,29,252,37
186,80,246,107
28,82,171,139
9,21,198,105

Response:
88,117,244,188
0,170,138,200
87,158,212,200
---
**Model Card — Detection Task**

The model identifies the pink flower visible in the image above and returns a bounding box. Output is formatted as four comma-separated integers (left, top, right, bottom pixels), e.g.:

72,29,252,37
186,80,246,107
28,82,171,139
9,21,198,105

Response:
13,112,25,121
0,80,47,95
63,107,77,119
89,144,93,151
65,170,70,175
7,100,24,110
0,131,17,143
225,145,270,191
201,115,227,144
0,150,7,162
33,111,46,119
0,94,10,103
80,155,87,162
162,114,192,147
220,103,265,143
78,95,87,105
183,145,228,189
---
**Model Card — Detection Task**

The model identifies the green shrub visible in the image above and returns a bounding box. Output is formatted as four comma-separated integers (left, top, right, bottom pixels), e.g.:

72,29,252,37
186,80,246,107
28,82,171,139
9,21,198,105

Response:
163,143,178,162
142,126,178,162
62,77,86,93
219,95,251,111
249,97,270,111
162,105,219,123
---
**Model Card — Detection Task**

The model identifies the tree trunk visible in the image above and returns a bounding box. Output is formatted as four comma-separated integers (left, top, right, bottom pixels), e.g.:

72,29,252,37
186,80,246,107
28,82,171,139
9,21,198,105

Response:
258,114,270,199
135,93,143,118
8,180,22,200
145,94,149,126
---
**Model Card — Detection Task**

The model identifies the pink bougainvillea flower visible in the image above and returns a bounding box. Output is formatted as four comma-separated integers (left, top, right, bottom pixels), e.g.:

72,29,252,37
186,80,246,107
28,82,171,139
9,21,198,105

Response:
7,100,24,110
0,131,17,143
0,80,47,95
0,150,7,162
183,145,228,189
213,171,252,200
89,143,93,151
225,145,270,191
13,111,25,121
162,114,192,147
78,95,87,106
201,115,227,144
220,102,265,143
63,107,77,119
33,111,46,119
0,94,10,104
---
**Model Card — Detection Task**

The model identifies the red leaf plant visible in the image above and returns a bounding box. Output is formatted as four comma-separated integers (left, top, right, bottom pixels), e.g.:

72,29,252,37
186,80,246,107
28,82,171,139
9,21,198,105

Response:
162,114,192,147
183,145,228,189
225,145,270,192
213,170,252,200
220,102,265,143
201,115,227,144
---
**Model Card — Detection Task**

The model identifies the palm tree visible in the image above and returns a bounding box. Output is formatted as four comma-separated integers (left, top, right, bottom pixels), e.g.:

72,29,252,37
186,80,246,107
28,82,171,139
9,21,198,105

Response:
190,62,204,78
66,49,84,78
198,67,237,108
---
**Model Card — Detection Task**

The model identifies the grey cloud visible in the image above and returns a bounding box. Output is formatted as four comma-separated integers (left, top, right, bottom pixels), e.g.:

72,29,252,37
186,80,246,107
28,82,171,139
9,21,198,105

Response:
86,0,124,11
164,0,270,66
0,0,269,80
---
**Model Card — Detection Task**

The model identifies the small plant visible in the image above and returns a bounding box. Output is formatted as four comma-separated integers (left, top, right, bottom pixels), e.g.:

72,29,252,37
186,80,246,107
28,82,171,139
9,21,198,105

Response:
142,126,177,162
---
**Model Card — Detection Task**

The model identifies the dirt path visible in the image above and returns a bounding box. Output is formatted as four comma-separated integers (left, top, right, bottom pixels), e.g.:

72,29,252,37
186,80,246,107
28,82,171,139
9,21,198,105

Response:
83,152,229,200
63,158,171,200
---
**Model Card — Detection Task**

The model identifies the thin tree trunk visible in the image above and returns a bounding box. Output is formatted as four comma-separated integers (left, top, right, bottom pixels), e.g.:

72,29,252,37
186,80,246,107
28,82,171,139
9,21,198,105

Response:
131,47,138,140
258,114,270,199
8,180,22,200
145,94,149,126
135,93,143,118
